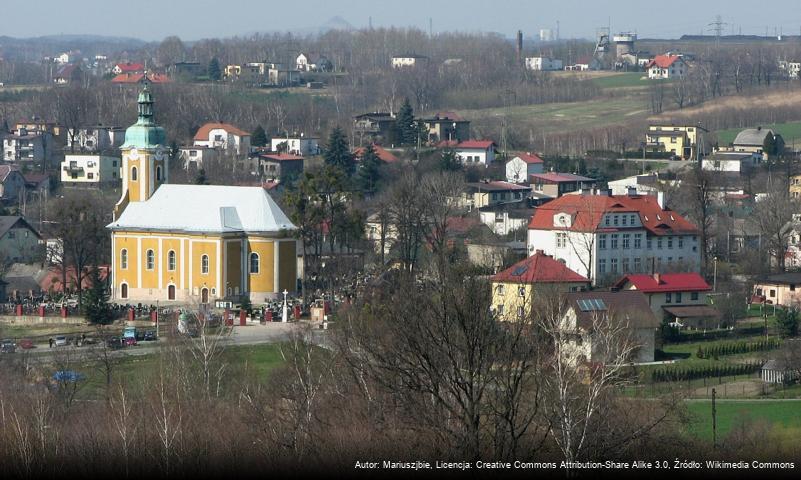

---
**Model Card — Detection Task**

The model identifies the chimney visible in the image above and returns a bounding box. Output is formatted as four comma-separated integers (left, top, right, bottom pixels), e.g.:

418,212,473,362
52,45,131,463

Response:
657,191,667,209
516,30,523,62
535,249,544,255
653,272,661,284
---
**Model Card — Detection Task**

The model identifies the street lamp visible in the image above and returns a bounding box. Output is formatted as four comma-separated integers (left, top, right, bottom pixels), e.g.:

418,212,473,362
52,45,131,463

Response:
713,256,718,292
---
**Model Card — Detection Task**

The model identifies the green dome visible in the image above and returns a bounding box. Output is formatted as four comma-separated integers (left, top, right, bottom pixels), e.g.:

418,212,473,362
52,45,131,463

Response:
122,82,166,150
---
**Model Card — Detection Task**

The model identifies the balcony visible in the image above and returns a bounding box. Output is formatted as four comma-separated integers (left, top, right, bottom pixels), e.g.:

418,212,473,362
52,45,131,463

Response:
62,165,84,173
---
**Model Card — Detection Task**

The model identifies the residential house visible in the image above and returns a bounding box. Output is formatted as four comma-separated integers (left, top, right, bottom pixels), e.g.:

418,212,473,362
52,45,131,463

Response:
391,54,430,68
0,216,43,264
112,62,144,75
0,165,27,205
178,145,219,169
761,359,798,384
14,119,63,142
60,154,122,187
529,172,595,200
353,112,396,144
421,112,471,143
645,54,688,79
66,125,125,152
527,190,701,285
366,211,398,257
645,123,698,160
752,273,801,307
479,204,536,236
564,55,601,71
353,144,398,164
608,173,661,196
490,250,590,320
467,241,526,270
505,152,544,183
791,174,801,199
559,290,659,364
613,272,715,327
257,153,304,180
270,136,319,156
194,123,252,156
225,62,268,85
3,129,52,167
267,68,300,86
296,53,333,72
730,127,784,161
702,151,761,175
454,140,496,166
464,181,531,209
54,64,82,84
525,56,563,71
1,263,48,300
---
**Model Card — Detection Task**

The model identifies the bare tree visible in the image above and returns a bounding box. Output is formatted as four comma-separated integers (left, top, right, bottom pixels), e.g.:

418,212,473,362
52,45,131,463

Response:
749,187,797,272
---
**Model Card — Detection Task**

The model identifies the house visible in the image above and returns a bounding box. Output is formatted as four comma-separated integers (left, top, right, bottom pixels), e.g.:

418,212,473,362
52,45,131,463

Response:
257,153,304,180
730,127,784,161
224,63,268,84
778,60,801,79
193,123,252,156
791,174,801,199
613,272,714,326
505,153,544,183
454,140,496,165
111,72,171,84
527,190,701,285
112,62,145,75
24,173,50,197
467,241,526,270
0,165,27,204
60,154,122,187
53,64,82,85
366,211,398,257
464,181,531,209
479,204,536,236
525,56,564,71
391,54,430,68
529,172,595,199
702,151,761,175
178,145,219,169
762,359,798,384
353,144,398,163
0,216,43,264
490,250,590,320
421,112,471,143
3,129,52,167
645,123,699,160
559,290,660,364
645,54,688,79
564,55,601,71
270,136,319,156
752,273,801,307
14,119,63,141
295,53,333,72
1,263,48,300
353,112,396,144
66,125,125,152
607,173,662,196
267,68,301,86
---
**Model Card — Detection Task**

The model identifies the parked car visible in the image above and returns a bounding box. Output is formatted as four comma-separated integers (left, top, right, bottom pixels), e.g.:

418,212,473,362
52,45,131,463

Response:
144,330,157,341
54,336,67,347
18,339,34,349
107,337,124,350
123,337,137,347
1,339,16,353
134,330,145,341
52,370,84,382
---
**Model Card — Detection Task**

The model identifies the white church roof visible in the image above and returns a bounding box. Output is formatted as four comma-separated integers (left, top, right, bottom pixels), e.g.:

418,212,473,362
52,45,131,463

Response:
108,184,297,234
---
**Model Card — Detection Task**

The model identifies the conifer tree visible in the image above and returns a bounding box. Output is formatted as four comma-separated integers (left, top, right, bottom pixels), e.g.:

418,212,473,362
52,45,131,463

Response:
358,144,381,193
208,57,222,81
394,98,416,146
324,126,354,175
252,125,267,147
83,267,111,324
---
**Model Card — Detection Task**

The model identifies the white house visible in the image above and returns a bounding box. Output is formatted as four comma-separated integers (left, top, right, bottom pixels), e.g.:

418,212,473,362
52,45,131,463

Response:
3,129,51,166
193,123,252,157
270,136,320,156
613,272,715,327
454,140,496,166
645,54,688,79
525,57,563,71
479,206,535,236
527,190,701,285
607,173,661,196
66,125,125,152
392,54,430,68
295,53,333,72
178,145,219,170
61,154,121,187
702,151,761,174
505,152,544,183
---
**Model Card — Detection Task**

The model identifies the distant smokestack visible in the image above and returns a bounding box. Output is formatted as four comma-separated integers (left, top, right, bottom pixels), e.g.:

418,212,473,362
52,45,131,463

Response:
516,30,523,63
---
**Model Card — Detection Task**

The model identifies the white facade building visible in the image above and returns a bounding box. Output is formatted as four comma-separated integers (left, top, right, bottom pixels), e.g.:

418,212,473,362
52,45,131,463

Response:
524,56,563,71
702,151,761,174
270,136,320,156
61,154,121,187
505,153,544,183
455,140,496,166
193,123,252,156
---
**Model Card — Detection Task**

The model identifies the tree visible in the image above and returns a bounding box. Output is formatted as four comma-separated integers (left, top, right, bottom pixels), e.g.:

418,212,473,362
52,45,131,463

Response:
356,144,381,193
252,125,267,147
82,267,111,324
439,148,461,172
394,97,416,146
195,168,209,185
323,126,353,175
207,57,222,81
157,36,186,67
777,307,799,338
749,188,795,272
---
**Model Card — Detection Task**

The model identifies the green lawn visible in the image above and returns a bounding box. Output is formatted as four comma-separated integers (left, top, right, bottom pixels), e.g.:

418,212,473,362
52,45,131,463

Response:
715,120,801,146
590,72,650,89
686,400,801,441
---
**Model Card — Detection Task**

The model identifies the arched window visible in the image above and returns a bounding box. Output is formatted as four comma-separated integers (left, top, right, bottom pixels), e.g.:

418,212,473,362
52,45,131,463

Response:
120,283,128,299
249,252,259,274
131,166,138,181
201,254,209,274
120,249,128,269
146,249,155,270
156,166,162,182
167,250,176,271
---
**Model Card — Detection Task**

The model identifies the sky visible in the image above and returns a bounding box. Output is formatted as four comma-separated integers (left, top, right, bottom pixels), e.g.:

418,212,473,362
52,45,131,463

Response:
7,0,801,41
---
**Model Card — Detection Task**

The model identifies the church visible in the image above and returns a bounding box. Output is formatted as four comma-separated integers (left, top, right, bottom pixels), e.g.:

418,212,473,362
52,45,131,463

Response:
107,83,298,304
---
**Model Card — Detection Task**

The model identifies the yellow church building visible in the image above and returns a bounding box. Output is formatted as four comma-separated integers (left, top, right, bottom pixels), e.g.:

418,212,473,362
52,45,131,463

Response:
107,83,298,304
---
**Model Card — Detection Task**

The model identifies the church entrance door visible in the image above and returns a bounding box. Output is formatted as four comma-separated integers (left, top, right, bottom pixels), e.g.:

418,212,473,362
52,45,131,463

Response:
201,288,209,304
168,285,176,300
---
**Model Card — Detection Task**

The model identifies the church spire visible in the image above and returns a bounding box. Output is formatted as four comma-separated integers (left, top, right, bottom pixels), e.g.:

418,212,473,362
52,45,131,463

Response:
137,79,154,124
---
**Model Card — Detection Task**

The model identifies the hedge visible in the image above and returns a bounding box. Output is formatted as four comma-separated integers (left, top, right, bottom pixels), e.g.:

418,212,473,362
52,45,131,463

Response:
651,361,764,383
695,338,781,359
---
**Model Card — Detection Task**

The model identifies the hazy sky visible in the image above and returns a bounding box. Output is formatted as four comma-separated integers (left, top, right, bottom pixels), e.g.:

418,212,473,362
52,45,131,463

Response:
9,0,801,41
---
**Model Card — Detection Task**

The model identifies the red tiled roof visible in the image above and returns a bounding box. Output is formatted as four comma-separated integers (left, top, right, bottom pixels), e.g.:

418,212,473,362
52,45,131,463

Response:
614,273,711,293
515,152,544,164
39,265,110,293
436,140,459,148
115,62,144,72
457,140,495,150
259,153,304,162
527,193,699,236
446,216,480,235
491,251,589,284
646,54,682,69
194,122,251,140
111,72,171,84
353,144,398,163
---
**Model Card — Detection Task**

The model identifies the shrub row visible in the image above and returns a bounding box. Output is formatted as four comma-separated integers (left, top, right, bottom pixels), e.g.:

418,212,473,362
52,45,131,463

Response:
696,338,781,359
651,361,763,383
666,326,765,343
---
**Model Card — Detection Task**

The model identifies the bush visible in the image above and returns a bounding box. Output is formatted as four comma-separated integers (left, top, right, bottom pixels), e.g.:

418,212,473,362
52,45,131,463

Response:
651,361,764,383
695,338,780,359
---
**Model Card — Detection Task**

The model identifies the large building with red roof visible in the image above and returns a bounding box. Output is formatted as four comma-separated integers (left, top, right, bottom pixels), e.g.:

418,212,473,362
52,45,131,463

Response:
613,272,715,325
454,140,496,165
646,54,688,79
527,190,700,285
193,122,252,156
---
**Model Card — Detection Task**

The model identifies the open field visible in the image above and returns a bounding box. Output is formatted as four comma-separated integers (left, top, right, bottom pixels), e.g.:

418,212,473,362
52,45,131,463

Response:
686,399,801,441
715,120,801,146
589,72,653,89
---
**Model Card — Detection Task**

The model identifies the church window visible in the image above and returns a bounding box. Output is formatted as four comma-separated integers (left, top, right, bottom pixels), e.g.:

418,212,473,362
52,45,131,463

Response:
131,166,138,181
168,251,176,271
249,253,260,274
121,249,128,269
156,166,162,182
201,255,209,274
146,250,155,270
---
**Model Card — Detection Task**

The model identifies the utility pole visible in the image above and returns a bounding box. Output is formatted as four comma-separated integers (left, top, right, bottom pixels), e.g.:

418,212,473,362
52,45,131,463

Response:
711,388,717,449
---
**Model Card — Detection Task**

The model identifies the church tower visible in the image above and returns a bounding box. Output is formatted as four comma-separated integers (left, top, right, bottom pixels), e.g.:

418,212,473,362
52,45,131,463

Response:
114,81,168,219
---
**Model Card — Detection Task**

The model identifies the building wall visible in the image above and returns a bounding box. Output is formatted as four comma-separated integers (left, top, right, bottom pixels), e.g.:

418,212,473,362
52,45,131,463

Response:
0,171,26,202
61,154,121,186
0,226,40,263
754,282,801,307
491,281,588,320
456,148,493,165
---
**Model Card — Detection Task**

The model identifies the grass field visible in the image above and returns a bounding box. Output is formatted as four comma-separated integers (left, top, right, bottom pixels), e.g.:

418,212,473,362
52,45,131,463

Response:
589,72,651,89
686,400,801,441
715,120,801,146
